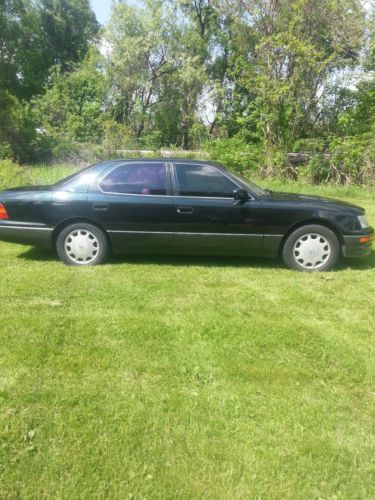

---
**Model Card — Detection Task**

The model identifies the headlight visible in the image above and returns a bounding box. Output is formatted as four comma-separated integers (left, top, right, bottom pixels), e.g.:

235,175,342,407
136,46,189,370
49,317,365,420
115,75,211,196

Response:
358,214,370,229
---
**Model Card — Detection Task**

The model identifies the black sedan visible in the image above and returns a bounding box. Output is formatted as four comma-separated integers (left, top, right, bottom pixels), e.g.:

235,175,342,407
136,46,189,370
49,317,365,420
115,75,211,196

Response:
0,159,373,271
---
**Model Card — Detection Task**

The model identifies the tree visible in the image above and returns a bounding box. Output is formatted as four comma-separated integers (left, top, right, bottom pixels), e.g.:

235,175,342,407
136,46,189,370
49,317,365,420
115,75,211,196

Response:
38,0,99,73
33,49,107,143
105,0,221,148
0,0,99,100
0,0,99,161
215,0,366,169
104,1,181,142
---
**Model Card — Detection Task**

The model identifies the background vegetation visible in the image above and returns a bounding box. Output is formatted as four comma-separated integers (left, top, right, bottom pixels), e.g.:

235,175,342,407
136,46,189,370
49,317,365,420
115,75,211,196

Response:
1,0,375,183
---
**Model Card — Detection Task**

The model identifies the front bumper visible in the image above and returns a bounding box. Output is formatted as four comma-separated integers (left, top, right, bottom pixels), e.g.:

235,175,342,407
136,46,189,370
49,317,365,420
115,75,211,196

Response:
0,220,53,248
342,229,374,258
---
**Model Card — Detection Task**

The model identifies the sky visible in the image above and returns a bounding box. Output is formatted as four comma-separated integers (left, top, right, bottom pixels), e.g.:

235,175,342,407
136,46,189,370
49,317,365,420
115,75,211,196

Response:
90,0,112,26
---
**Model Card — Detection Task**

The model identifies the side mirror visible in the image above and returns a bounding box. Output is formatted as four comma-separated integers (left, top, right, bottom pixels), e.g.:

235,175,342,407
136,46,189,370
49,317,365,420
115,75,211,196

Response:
233,188,249,204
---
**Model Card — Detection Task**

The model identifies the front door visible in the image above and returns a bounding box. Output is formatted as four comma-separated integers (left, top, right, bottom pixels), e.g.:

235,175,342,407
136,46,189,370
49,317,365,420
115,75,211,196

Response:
171,163,264,256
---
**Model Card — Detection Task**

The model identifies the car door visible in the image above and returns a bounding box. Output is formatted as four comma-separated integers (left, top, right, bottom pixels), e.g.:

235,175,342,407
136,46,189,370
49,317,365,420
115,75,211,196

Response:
87,161,175,253
171,162,264,256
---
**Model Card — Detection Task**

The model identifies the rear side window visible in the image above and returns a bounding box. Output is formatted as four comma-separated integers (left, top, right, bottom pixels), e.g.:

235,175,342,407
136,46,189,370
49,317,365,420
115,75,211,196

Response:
99,163,168,195
175,164,238,198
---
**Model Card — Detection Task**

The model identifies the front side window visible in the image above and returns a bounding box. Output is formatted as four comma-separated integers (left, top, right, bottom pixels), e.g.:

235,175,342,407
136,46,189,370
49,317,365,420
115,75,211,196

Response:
99,163,168,195
175,164,238,198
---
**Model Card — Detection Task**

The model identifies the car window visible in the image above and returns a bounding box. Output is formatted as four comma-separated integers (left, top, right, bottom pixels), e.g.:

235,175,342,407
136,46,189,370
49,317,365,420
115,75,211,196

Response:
99,163,168,195
175,164,238,198
54,161,114,190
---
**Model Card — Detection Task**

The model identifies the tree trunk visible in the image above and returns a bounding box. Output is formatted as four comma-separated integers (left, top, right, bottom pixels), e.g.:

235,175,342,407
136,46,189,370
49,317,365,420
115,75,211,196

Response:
182,125,189,150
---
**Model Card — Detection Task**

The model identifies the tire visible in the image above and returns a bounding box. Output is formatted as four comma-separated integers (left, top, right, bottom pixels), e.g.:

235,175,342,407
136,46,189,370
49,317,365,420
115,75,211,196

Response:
56,223,109,266
282,224,340,272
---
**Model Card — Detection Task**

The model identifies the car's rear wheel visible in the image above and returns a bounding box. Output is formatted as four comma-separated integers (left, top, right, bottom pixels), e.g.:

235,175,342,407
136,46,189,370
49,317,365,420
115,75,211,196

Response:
282,224,340,272
56,223,108,266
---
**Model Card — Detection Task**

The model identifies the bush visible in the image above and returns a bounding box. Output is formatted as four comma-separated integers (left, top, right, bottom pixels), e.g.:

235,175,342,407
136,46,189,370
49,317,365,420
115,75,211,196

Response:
100,121,138,156
295,135,375,185
328,136,374,184
205,135,262,174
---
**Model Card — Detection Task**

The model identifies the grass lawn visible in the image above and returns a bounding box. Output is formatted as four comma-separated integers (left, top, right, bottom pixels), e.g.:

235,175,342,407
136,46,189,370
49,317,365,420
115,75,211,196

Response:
0,166,374,498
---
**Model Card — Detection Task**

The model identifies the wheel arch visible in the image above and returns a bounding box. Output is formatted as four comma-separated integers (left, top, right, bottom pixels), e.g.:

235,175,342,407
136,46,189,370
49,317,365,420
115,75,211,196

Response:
278,219,344,257
51,218,113,251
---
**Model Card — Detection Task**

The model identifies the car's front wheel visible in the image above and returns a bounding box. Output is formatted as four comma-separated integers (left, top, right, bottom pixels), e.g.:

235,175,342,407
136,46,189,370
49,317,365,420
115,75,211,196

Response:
56,223,108,266
282,224,340,272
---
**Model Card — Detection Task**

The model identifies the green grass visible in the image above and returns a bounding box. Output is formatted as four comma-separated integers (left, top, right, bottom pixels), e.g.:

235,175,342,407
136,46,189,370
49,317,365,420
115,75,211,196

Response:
0,166,374,498
254,176,375,201
24,163,80,186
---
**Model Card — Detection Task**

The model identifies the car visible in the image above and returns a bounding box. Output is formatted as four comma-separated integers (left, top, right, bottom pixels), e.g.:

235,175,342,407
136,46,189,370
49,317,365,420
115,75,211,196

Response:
0,159,373,271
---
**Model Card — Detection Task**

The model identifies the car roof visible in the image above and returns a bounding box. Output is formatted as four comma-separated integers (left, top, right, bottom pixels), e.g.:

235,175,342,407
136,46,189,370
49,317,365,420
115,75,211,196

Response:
108,158,227,171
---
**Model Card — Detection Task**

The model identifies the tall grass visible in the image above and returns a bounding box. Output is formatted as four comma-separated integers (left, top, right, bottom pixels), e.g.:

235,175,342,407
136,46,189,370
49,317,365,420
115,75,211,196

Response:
253,176,375,201
25,163,79,185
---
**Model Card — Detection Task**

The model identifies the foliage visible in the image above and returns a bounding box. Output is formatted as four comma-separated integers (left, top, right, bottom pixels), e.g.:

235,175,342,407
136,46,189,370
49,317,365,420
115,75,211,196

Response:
38,0,99,71
0,90,49,163
0,0,99,162
0,0,375,183
0,159,27,188
206,134,262,173
0,0,99,100
221,0,366,163
33,49,107,144
0,91,22,159
328,135,375,184
104,1,179,139
100,121,138,156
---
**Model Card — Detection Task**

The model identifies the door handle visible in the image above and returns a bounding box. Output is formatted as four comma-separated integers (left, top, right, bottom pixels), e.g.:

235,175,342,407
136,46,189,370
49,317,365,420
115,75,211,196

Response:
177,207,193,214
93,203,109,211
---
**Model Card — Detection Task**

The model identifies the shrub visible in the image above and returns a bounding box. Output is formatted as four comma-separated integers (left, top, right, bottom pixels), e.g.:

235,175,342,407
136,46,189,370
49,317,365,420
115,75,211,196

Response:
328,136,372,184
100,121,138,156
295,136,375,185
205,135,262,174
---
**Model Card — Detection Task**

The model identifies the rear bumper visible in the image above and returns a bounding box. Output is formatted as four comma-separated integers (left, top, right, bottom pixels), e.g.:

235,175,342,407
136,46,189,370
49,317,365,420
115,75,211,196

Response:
342,230,374,258
0,221,53,248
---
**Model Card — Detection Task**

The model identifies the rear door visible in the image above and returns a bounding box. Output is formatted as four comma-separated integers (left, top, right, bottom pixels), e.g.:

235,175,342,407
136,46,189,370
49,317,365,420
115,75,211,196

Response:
88,161,175,253
171,162,264,255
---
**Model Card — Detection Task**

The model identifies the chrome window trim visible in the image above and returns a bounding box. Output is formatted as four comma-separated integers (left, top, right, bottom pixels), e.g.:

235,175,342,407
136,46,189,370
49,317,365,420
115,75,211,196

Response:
97,190,175,199
171,195,250,201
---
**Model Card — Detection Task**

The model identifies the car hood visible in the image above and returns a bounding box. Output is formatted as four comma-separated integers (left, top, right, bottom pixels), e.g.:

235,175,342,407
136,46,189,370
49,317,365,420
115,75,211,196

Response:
265,190,364,213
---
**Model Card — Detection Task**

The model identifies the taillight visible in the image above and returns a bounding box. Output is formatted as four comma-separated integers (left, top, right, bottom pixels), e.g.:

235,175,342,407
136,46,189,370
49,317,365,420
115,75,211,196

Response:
0,203,9,220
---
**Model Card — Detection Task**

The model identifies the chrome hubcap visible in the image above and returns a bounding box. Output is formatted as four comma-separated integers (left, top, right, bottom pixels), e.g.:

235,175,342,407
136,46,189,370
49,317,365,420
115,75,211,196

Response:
293,233,331,270
64,229,99,264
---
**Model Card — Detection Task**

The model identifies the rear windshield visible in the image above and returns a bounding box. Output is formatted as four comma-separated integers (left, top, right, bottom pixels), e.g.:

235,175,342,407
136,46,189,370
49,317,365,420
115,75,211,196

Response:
54,161,113,187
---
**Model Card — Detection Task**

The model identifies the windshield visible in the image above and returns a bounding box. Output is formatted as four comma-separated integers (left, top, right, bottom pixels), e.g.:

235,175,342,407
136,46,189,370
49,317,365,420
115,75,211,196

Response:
229,171,267,197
